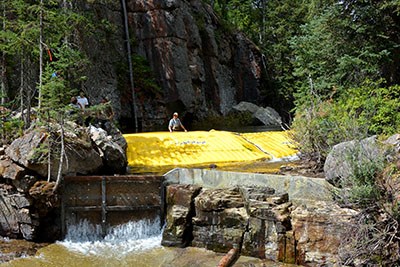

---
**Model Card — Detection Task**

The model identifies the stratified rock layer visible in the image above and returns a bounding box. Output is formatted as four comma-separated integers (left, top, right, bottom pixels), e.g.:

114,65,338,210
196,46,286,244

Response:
162,170,359,266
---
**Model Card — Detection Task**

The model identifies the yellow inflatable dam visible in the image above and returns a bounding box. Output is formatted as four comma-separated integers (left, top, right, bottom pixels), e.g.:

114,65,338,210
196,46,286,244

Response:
124,130,298,173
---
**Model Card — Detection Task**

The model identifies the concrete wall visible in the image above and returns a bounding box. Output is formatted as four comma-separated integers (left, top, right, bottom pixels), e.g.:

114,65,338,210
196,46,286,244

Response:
164,168,334,204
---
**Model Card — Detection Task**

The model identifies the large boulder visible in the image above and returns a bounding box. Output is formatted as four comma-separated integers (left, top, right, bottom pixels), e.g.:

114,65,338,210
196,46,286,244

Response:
6,127,103,179
232,101,260,114
291,201,358,266
4,120,129,179
324,136,384,186
324,133,400,191
232,101,282,127
89,126,127,174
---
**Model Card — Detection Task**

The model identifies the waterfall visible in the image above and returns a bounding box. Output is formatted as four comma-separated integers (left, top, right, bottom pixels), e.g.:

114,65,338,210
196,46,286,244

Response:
59,218,163,257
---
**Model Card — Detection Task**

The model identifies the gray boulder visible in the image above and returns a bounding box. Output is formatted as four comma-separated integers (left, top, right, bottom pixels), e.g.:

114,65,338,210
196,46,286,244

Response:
254,107,282,126
232,101,282,127
232,101,260,114
6,127,103,179
89,126,127,174
323,136,384,186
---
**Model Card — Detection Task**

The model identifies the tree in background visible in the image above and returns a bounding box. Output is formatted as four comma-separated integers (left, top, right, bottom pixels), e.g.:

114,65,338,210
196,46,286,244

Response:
289,1,400,164
1,0,89,126
291,1,400,105
1,0,91,185
207,0,399,130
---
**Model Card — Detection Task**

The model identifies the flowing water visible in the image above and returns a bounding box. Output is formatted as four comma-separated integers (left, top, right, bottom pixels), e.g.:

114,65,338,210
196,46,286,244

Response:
2,218,298,267
1,133,300,266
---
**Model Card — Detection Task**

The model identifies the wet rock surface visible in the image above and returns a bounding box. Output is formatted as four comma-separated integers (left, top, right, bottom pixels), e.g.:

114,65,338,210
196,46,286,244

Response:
162,184,202,247
0,237,48,264
162,180,358,266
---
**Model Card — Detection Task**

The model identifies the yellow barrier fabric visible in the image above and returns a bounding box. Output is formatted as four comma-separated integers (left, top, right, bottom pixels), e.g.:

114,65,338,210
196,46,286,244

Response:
124,130,298,173
240,131,298,159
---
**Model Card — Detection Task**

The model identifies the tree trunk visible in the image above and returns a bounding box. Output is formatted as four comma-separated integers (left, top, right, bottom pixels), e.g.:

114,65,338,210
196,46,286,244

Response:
53,114,65,192
38,0,44,110
47,110,52,182
1,2,7,105
19,57,24,119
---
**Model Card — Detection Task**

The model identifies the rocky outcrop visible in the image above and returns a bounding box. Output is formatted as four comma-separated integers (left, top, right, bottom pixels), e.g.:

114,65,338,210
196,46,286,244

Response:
291,201,358,266
78,0,266,130
162,184,202,247
0,186,38,240
130,0,263,119
0,121,127,241
324,135,397,186
192,187,248,252
162,183,357,266
241,187,291,261
232,101,282,127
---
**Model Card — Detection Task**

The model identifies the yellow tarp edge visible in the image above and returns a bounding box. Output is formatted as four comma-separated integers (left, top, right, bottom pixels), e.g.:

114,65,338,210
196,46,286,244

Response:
124,130,298,172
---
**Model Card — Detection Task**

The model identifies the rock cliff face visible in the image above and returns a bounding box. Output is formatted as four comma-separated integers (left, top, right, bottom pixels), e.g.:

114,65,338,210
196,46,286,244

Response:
82,0,265,130
162,184,357,266
162,169,362,266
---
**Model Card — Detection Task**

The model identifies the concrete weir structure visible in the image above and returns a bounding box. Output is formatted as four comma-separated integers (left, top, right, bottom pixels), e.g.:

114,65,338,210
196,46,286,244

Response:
164,168,335,204
61,175,165,237
60,168,334,237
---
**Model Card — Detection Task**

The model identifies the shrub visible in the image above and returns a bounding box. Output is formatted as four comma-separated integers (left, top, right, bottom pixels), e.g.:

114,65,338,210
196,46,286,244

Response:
291,80,400,167
0,117,24,145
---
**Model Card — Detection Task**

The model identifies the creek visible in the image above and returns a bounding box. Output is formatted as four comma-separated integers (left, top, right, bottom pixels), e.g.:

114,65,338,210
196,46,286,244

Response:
1,129,301,266
1,217,295,267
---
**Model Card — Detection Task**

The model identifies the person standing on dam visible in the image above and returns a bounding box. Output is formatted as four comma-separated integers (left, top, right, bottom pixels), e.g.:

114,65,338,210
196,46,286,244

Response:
168,112,187,132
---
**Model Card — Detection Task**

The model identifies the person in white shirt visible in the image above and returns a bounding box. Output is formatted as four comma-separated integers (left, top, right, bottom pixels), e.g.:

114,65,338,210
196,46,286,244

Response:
168,112,187,132
77,91,89,109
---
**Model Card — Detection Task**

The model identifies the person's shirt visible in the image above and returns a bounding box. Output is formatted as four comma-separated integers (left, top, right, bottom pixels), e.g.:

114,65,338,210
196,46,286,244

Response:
169,118,182,130
77,96,89,109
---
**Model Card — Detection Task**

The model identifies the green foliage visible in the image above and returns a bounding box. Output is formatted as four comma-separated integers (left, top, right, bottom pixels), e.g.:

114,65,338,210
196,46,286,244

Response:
132,55,161,96
291,79,400,164
0,116,24,145
40,44,88,114
290,1,400,109
1,0,93,118
340,81,400,135
291,98,365,164
345,153,385,208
